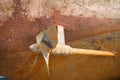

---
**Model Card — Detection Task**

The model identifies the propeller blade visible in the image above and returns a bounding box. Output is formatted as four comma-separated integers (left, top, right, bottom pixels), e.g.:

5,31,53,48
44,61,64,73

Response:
36,31,45,44
34,54,40,65
40,43,51,75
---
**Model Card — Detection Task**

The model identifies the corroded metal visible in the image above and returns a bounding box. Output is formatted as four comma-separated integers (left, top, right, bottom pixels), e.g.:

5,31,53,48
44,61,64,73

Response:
29,25,114,76
29,26,58,75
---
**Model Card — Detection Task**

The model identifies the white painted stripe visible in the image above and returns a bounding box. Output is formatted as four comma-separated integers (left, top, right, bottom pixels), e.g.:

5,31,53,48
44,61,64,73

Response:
57,25,65,45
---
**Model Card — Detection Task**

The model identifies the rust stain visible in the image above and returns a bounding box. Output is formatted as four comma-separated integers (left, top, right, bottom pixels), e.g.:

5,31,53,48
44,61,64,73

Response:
0,16,38,52
0,10,119,53
0,51,120,80
12,0,21,17
0,1,120,80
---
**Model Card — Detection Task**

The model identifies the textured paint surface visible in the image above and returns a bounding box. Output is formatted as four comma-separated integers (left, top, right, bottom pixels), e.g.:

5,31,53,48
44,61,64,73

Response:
0,51,120,80
67,31,120,54
0,0,120,80
0,0,120,52
0,11,120,52
0,28,120,80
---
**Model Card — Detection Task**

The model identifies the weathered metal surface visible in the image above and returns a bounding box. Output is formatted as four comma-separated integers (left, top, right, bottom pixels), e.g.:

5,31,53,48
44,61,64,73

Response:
67,31,120,54
0,0,120,80
0,51,120,80
30,25,114,76
0,25,119,80
0,0,120,52
0,13,119,52
29,26,58,75
0,0,120,22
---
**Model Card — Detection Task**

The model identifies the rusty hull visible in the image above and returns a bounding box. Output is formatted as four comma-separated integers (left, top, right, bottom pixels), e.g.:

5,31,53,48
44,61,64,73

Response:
0,0,120,80
0,11,120,52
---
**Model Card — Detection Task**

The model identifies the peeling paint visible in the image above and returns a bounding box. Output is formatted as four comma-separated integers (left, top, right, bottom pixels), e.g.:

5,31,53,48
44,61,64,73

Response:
0,0,14,22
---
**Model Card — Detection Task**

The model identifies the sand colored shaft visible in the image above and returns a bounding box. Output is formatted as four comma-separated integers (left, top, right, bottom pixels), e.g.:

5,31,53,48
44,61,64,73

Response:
71,48,114,56
52,45,114,56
